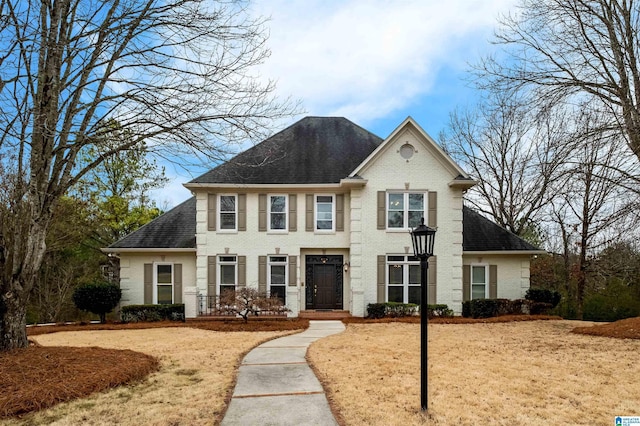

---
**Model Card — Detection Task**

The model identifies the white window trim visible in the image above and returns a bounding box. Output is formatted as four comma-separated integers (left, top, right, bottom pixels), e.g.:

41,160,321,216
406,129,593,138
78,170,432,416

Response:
315,194,335,232
386,191,428,231
218,194,238,232
267,255,288,300
268,194,288,232
217,255,238,296
385,255,420,304
470,263,489,300
153,262,173,304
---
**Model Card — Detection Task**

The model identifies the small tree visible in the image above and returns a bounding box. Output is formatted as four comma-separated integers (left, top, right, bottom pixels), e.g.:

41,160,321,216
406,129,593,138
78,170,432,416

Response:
219,288,288,323
72,282,122,324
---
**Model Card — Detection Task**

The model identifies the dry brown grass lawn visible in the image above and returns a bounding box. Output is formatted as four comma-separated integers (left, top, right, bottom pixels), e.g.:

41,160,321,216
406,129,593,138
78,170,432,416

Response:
308,320,640,425
3,327,296,425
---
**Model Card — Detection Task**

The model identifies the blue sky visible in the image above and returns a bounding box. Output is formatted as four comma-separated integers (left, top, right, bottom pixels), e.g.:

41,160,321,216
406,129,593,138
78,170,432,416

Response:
152,0,518,208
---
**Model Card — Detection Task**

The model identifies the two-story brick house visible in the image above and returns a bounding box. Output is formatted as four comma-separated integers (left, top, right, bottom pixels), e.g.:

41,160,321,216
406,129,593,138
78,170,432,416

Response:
105,116,543,317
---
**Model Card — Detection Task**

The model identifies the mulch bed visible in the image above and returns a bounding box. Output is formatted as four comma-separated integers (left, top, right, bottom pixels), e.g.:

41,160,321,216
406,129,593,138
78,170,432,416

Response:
27,317,310,336
0,346,159,418
571,316,640,339
343,314,563,324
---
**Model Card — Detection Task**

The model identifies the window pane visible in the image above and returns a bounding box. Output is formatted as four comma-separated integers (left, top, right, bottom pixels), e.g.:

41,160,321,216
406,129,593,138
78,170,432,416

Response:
157,265,172,284
388,286,403,303
271,212,286,230
270,265,286,285
388,211,404,228
472,284,486,300
409,286,421,305
408,211,423,228
221,264,235,285
317,220,332,230
388,193,404,210
472,266,486,284
220,285,235,296
317,203,332,213
220,196,235,211
408,193,424,210
388,264,403,284
270,285,286,304
219,256,236,262
317,195,332,203
270,196,286,213
387,256,405,262
409,264,421,284
157,285,172,304
270,256,287,263
220,213,236,229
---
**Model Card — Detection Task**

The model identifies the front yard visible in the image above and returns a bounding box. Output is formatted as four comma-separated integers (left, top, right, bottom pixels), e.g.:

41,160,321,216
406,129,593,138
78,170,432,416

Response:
308,320,640,425
2,319,638,425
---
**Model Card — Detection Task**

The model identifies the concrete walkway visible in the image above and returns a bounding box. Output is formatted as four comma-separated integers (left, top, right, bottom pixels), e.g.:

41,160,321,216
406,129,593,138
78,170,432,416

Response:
221,320,345,426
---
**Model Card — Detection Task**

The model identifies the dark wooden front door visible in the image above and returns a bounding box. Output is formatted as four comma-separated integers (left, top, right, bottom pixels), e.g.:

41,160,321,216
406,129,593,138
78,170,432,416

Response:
306,255,343,310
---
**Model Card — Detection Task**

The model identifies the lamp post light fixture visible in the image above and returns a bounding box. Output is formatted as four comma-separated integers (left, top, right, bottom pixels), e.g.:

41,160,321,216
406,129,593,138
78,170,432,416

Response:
410,217,436,411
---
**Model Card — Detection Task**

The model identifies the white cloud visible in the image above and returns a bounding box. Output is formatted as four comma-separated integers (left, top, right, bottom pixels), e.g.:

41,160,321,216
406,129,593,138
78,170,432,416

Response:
251,0,516,126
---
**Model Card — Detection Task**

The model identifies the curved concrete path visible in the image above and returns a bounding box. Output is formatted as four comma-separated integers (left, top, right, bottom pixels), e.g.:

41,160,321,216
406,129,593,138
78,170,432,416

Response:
221,320,345,426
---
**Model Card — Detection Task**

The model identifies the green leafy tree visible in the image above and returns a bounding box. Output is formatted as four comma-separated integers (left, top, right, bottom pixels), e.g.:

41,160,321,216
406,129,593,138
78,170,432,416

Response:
72,282,122,324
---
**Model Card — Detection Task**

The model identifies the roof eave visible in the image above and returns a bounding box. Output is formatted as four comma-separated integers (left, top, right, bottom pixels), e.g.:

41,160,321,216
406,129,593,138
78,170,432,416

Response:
463,250,547,255
184,182,345,190
102,248,196,253
449,179,478,190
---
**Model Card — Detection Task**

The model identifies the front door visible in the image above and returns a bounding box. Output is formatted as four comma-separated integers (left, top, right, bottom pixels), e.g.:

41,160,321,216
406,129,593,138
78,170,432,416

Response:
305,255,343,310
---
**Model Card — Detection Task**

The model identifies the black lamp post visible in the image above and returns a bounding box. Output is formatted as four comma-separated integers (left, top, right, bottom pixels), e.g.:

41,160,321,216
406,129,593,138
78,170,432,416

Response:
410,217,436,411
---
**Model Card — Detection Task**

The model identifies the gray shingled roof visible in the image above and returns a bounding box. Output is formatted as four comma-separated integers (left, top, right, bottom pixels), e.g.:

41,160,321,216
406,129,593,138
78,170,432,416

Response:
109,197,196,249
462,206,540,251
190,116,383,184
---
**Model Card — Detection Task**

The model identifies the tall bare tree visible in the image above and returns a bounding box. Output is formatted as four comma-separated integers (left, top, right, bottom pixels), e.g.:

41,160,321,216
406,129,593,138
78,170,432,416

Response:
441,90,571,237
545,108,639,317
480,0,640,161
0,0,297,350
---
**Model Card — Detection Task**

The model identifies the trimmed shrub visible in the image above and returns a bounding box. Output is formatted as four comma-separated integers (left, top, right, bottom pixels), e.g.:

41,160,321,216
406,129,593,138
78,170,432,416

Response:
72,282,122,324
366,303,386,319
385,302,418,317
121,304,185,323
426,304,454,318
366,302,418,318
525,288,561,308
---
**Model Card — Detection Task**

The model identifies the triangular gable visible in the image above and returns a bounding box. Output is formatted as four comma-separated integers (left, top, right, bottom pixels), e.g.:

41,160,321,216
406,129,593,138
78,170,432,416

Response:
349,116,474,187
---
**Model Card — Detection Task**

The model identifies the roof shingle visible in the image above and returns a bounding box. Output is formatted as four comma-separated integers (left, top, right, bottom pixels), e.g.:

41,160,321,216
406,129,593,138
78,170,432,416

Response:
190,116,383,184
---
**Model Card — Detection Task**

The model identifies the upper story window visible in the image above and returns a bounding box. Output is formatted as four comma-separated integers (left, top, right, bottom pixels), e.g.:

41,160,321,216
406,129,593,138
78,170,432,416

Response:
269,195,287,231
219,195,237,231
154,263,173,304
387,192,425,229
471,265,488,299
316,195,334,231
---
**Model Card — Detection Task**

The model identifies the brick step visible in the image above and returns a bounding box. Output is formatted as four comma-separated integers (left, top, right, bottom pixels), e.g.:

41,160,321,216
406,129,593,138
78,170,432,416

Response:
298,310,352,320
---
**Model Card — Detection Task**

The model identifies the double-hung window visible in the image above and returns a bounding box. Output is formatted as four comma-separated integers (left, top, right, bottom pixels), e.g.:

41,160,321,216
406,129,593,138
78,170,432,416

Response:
219,195,237,231
471,265,488,299
387,192,425,229
315,195,334,231
154,263,173,304
269,195,287,231
218,256,237,295
268,256,287,303
386,255,421,304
